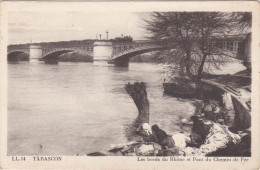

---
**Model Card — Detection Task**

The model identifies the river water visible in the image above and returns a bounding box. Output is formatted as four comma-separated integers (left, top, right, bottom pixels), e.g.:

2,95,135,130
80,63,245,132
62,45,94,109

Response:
8,61,245,155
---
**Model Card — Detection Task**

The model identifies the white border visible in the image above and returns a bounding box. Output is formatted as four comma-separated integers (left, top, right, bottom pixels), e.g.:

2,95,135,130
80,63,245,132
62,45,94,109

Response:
0,1,259,169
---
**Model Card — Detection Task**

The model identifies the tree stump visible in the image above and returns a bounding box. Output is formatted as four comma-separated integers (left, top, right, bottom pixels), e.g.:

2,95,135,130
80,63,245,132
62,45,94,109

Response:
125,82,150,124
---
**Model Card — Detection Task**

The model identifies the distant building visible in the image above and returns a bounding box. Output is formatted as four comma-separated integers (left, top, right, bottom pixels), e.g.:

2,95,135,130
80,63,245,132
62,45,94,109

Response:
236,33,251,71
210,34,246,53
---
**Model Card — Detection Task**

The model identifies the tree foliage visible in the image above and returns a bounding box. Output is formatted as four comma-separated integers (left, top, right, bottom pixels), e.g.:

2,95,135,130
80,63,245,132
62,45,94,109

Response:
144,12,251,97
231,12,252,31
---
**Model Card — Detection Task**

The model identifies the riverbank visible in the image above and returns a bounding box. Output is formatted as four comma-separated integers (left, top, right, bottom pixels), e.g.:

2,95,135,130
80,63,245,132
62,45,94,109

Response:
82,71,251,156
202,73,251,131
83,99,250,156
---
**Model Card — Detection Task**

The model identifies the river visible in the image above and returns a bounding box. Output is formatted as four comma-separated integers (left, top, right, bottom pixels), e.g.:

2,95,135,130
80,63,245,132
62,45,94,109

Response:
7,60,245,155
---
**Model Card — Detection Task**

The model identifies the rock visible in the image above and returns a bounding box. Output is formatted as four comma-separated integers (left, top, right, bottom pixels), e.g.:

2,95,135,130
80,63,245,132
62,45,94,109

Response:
137,144,155,156
172,133,190,149
239,127,251,137
162,147,179,156
153,143,162,150
109,141,140,152
74,153,87,156
204,120,213,126
157,147,179,156
121,145,134,153
218,119,225,125
203,104,213,112
125,152,137,156
181,147,198,156
181,118,193,125
213,106,221,114
224,126,241,143
113,151,123,156
87,152,106,156
108,147,124,153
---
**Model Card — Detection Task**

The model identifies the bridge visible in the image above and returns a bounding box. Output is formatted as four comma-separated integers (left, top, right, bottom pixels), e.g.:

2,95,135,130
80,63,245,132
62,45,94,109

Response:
8,36,243,66
110,40,167,66
8,40,95,63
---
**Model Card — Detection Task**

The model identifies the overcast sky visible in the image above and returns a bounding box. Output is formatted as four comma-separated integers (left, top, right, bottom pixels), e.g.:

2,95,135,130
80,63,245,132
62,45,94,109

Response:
8,12,149,45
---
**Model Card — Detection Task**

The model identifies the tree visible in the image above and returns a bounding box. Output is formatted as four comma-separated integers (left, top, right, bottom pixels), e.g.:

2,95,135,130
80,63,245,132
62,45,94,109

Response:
144,12,249,98
231,12,252,31
125,82,150,125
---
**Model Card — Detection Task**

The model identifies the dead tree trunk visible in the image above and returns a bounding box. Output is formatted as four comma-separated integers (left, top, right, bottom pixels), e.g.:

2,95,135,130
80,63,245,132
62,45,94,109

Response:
125,82,150,124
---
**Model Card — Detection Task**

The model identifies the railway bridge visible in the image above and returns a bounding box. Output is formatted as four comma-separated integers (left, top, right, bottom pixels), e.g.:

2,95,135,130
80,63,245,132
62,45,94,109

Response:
8,36,242,66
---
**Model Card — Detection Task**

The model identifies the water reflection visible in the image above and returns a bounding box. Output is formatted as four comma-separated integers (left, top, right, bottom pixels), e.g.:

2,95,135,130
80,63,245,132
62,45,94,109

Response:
111,66,129,73
123,118,142,142
8,61,21,64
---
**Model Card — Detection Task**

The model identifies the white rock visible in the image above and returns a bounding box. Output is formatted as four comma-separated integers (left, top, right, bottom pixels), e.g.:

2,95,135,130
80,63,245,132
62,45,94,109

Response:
213,106,221,113
138,144,154,155
172,133,191,149
109,141,139,150
203,104,213,112
182,147,198,156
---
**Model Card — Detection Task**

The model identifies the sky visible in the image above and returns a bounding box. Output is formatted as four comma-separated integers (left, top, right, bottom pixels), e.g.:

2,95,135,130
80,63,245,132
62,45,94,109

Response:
8,11,150,45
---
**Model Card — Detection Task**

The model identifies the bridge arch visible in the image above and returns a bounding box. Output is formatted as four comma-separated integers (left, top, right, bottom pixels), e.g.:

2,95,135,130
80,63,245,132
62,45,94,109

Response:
42,48,93,62
42,49,74,61
112,45,165,61
111,45,166,66
7,50,29,61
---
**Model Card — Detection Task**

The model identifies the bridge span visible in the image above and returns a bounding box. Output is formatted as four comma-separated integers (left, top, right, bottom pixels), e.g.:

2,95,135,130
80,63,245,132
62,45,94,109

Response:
8,36,242,66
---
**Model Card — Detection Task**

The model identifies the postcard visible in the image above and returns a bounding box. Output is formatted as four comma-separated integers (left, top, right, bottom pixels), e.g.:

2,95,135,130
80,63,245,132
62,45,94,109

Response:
0,1,259,169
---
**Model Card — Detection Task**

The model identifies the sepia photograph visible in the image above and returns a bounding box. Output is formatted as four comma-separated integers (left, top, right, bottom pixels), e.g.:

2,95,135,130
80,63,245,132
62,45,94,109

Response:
0,1,259,169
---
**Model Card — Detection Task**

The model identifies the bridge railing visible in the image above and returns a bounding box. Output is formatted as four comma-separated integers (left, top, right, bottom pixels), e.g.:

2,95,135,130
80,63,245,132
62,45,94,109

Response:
112,41,160,56
8,46,29,52
7,48,29,54
42,46,94,56
111,43,239,61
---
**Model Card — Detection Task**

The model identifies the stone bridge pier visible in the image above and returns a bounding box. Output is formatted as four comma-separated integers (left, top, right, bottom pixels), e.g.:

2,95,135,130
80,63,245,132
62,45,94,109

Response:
29,45,42,62
7,45,43,62
93,41,130,66
93,41,113,61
